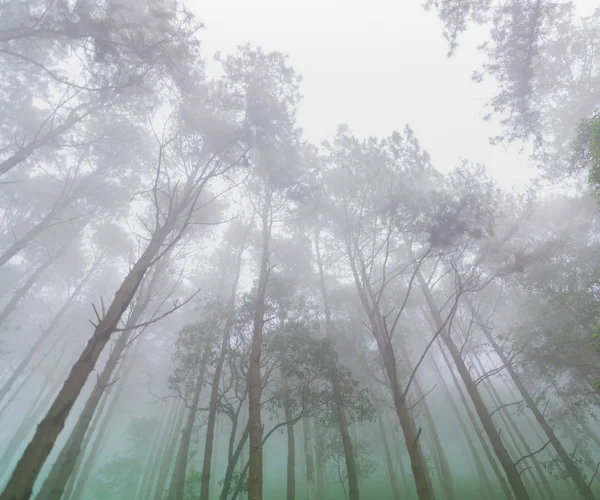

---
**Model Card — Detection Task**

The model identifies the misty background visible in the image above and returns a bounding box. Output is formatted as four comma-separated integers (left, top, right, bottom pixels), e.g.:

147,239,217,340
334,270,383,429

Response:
1,1,600,500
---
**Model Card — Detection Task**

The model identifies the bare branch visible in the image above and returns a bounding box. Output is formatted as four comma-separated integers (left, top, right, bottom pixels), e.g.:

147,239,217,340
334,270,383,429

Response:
514,440,552,466
489,400,524,417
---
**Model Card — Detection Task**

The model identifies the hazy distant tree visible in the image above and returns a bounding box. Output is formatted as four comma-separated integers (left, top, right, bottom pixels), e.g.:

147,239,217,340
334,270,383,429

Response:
199,223,248,500
426,0,600,174
317,125,439,500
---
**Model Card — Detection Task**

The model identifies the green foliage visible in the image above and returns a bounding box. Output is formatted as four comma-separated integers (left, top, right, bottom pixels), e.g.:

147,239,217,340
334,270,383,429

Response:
325,435,378,489
573,112,600,201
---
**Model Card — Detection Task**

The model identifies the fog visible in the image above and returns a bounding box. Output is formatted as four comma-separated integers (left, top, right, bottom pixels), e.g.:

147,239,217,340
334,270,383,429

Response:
1,1,600,500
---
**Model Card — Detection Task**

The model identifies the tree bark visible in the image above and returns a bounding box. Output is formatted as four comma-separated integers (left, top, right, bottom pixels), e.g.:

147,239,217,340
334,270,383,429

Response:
302,417,316,500
469,302,596,500
416,270,531,500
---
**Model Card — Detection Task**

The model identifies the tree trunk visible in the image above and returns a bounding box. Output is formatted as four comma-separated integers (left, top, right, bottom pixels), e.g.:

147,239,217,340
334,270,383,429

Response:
429,347,498,500
61,361,124,500
37,274,158,500
0,225,169,500
415,377,454,500
219,423,250,500
200,241,245,500
377,411,401,500
469,302,596,500
0,373,56,477
283,377,296,500
65,347,135,500
247,190,272,500
342,235,435,500
416,271,531,500
314,230,360,500
432,331,513,499
167,351,210,500
0,344,71,477
302,417,316,500
469,353,555,500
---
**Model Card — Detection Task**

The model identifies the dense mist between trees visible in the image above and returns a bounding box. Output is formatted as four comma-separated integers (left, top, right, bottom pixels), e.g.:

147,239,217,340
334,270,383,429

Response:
1,1,600,499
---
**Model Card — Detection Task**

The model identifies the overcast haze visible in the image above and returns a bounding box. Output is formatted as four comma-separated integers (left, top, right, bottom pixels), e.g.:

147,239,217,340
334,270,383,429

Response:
195,0,538,188
2,2,600,499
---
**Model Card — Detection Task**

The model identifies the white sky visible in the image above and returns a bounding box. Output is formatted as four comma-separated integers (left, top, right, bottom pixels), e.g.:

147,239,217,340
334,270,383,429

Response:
188,0,596,191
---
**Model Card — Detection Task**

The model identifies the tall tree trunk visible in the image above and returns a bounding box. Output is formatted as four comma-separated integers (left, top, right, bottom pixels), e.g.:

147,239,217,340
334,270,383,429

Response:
377,411,401,500
345,246,434,500
0,373,57,478
167,352,210,500
469,353,555,500
219,421,250,500
432,330,513,499
0,344,71,478
413,376,454,500
200,240,245,500
37,276,158,500
314,230,360,500
469,302,596,500
416,271,531,500
0,221,174,500
64,347,135,500
429,347,498,500
399,334,454,500
283,377,296,500
302,417,316,500
247,189,272,500
61,361,125,500
377,325,434,500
